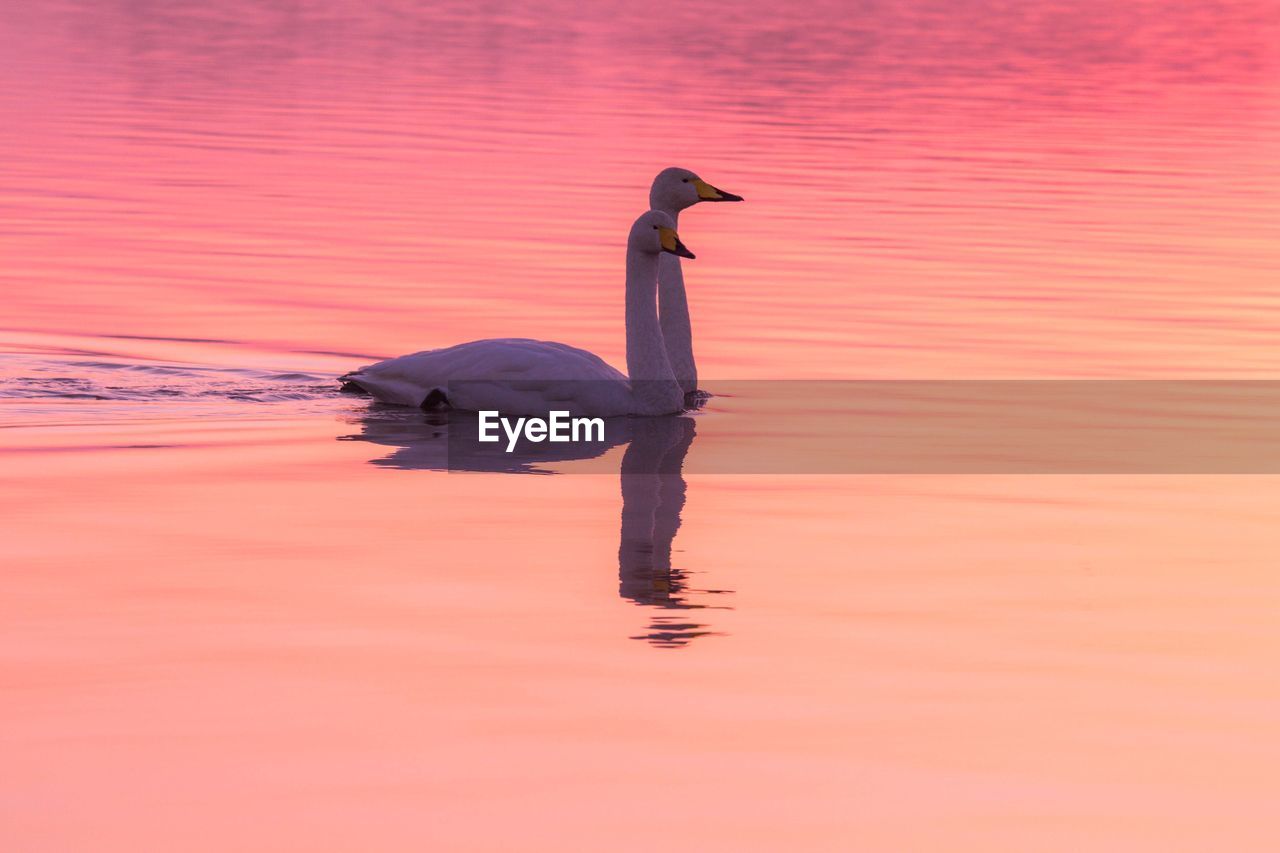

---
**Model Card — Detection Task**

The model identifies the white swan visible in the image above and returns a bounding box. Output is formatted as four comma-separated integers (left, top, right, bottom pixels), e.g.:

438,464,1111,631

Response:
648,167,743,395
339,210,696,417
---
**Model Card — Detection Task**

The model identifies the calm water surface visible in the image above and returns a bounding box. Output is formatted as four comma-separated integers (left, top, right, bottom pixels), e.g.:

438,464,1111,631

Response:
3,1,1280,850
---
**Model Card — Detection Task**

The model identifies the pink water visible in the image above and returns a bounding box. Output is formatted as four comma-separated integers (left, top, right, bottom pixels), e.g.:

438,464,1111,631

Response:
3,1,1280,850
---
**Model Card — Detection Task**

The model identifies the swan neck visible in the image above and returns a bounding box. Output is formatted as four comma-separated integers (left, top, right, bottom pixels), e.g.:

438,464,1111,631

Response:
653,206,695,394
625,246,682,415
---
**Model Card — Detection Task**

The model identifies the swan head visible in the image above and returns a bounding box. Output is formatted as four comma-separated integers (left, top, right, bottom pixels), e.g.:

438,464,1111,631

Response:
649,167,744,213
630,210,695,259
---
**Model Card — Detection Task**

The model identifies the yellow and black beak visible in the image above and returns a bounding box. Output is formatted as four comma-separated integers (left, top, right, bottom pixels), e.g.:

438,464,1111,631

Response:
658,226,696,259
693,177,744,202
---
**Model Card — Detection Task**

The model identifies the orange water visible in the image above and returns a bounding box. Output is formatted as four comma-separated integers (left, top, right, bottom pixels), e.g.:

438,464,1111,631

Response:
3,1,1280,849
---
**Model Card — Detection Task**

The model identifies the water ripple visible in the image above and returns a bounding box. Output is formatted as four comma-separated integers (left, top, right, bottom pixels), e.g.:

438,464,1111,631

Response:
0,355,339,408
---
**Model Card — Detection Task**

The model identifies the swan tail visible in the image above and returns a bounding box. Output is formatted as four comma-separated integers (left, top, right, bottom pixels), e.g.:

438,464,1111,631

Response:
338,380,371,395
339,371,445,409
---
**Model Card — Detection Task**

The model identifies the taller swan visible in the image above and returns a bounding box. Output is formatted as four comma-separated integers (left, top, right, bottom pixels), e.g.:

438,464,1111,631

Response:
339,210,695,417
648,167,743,395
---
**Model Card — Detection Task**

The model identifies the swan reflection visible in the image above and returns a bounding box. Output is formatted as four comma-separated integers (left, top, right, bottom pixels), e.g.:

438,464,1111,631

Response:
342,407,630,473
339,406,729,645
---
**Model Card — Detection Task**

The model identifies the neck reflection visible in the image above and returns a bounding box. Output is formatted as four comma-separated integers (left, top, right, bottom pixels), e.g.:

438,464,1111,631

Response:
618,416,728,648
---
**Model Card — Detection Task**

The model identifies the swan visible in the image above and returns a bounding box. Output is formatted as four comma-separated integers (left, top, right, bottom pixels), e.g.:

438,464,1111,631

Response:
339,210,696,417
648,167,743,395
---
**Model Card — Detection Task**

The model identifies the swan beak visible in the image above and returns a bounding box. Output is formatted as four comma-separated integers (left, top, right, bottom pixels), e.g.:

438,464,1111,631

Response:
693,178,744,202
659,226,696,259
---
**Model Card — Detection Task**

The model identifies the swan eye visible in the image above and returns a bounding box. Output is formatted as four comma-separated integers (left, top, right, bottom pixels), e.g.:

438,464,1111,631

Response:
682,178,689,183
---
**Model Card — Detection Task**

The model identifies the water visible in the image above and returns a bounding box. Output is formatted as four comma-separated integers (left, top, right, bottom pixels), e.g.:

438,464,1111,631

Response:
3,1,1280,849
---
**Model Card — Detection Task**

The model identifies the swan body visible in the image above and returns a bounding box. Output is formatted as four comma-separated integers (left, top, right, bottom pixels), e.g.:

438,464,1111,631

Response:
340,338,633,416
341,210,696,417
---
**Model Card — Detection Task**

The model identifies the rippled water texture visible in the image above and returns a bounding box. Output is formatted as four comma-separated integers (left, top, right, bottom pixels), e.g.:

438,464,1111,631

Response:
3,1,1279,850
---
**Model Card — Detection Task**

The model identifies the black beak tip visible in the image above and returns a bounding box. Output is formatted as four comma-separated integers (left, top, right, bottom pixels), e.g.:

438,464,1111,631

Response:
706,186,743,202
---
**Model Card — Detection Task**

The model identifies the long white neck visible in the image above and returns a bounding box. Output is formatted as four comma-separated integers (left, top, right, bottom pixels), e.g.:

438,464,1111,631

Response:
625,246,683,415
654,207,697,395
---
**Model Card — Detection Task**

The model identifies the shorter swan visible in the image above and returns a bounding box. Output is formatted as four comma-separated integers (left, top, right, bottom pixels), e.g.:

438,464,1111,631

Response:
340,210,696,417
